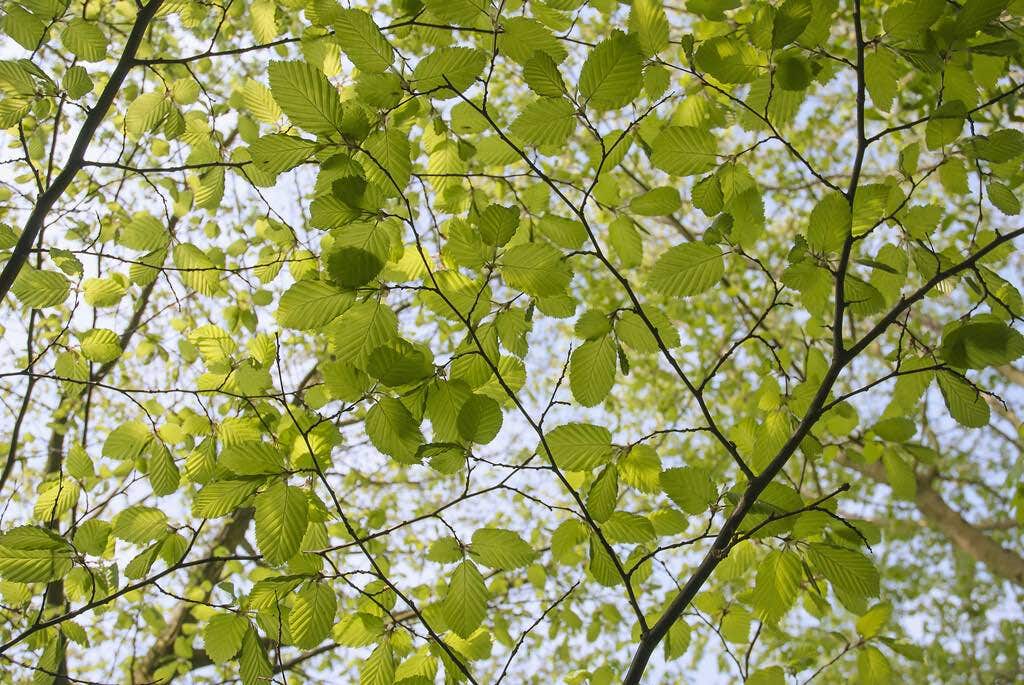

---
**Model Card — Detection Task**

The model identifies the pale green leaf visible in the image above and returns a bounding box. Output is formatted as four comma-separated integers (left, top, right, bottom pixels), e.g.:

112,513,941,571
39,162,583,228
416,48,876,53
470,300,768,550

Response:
544,423,614,471
335,9,394,73
0,526,74,583
579,32,643,110
650,126,719,176
61,19,106,62
366,397,424,463
267,60,343,135
11,267,69,308
510,97,576,147
277,279,354,330
289,582,337,648
255,481,309,565
648,243,724,297
204,614,249,664
470,528,535,570
660,467,717,515
570,335,616,407
443,560,488,638
628,0,670,56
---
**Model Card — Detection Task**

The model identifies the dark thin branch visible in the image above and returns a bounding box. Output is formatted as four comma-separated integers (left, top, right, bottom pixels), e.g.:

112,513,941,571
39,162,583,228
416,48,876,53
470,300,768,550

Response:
0,0,166,305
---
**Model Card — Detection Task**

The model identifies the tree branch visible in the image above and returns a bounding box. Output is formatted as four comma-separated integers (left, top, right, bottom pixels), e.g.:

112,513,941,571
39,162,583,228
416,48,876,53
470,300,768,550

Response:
0,0,165,305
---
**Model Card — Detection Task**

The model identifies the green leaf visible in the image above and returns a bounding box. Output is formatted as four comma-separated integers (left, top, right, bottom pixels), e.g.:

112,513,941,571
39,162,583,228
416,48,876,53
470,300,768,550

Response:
267,60,343,135
112,506,168,544
772,0,813,47
500,242,571,296
510,97,576,147
660,467,717,514
334,612,385,646
80,328,122,363
856,601,893,639
629,0,670,56
173,243,220,296
0,526,74,583
648,243,724,297
366,397,424,463
988,181,1021,216
650,126,719,176
11,267,69,308
570,335,616,407
335,9,394,73
277,279,354,330
326,246,385,290
364,128,412,194
538,214,586,249
83,269,122,298
618,445,661,493
290,582,337,648
972,129,1024,163
925,100,966,150
953,0,1009,38
498,17,568,65
219,441,286,475
125,92,171,137
66,444,94,481
695,37,762,83
690,175,724,216
629,187,681,216
775,55,813,91
882,0,945,41
61,19,107,62
242,78,282,123
608,216,643,267
807,191,852,253
478,204,519,246
692,175,724,218
865,49,900,112
367,342,433,387
62,65,93,99
239,625,272,685
579,32,643,110
602,511,655,543
807,543,880,613
523,52,567,97
148,442,180,497
203,614,249,664
4,6,46,50
250,134,318,175
119,212,169,251
587,465,618,522
443,560,488,638
33,480,79,525
331,300,399,365
470,528,535,569
72,519,109,556
937,371,990,428
752,550,802,623
192,479,261,518
103,420,152,460
747,667,785,685
544,423,615,471
423,0,486,23
456,394,503,444
940,315,1024,369
413,47,487,94
858,646,894,682
587,535,622,586
255,481,309,565
361,641,396,685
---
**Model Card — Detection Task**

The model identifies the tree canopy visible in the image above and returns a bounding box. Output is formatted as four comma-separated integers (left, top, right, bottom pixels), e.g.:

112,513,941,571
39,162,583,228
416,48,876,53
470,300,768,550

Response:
0,0,1023,683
